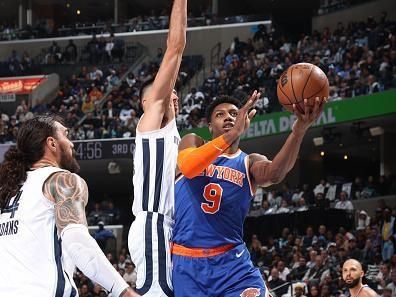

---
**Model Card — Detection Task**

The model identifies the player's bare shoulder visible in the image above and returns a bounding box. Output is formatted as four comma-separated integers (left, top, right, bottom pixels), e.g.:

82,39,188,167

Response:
43,171,88,231
360,286,379,297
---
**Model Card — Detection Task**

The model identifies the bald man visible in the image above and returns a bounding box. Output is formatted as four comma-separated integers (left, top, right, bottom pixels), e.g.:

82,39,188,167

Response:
342,259,378,297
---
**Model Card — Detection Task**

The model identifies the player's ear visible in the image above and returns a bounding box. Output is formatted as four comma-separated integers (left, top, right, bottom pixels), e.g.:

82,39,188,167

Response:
208,123,212,134
46,136,57,152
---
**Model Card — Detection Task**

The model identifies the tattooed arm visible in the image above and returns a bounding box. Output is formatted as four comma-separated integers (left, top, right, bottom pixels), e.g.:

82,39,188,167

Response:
43,172,140,297
43,171,88,232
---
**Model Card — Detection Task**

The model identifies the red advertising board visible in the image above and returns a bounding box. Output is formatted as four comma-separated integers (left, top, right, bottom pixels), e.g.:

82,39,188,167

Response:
0,76,47,94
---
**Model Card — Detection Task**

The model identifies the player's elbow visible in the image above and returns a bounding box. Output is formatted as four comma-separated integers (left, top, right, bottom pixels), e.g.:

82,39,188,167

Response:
166,36,186,53
258,169,284,186
268,170,285,185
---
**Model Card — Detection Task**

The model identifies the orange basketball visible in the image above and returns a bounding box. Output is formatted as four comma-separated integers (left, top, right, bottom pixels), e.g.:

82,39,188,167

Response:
277,63,329,113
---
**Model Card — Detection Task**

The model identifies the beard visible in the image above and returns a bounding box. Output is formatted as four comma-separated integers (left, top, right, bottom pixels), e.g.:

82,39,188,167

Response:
59,145,80,173
344,277,361,289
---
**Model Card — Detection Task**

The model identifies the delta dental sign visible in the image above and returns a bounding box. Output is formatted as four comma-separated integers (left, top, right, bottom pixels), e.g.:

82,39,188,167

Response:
242,108,336,139
181,90,396,141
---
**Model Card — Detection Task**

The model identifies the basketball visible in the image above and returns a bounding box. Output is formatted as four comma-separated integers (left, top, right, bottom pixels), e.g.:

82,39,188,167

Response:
277,63,329,113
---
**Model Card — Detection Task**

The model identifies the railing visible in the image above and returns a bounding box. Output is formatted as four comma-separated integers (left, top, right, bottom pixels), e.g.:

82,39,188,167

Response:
0,14,269,41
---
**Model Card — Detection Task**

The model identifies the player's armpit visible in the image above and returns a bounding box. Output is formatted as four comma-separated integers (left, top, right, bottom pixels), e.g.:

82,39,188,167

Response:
43,172,88,232
248,153,278,188
177,134,231,179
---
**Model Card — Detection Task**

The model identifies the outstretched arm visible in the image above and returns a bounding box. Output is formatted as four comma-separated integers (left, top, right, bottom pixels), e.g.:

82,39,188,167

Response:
138,0,187,132
249,98,324,187
43,172,140,297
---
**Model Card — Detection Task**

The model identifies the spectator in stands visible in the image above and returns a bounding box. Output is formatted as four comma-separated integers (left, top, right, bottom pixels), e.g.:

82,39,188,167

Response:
88,85,103,102
307,284,320,297
346,236,363,261
93,221,115,251
87,35,99,64
376,262,392,291
277,199,291,214
303,255,330,284
380,207,396,261
268,267,288,296
123,262,137,289
81,96,95,114
104,200,120,224
313,179,329,196
385,270,396,296
296,198,309,212
335,191,354,211
118,254,127,270
64,39,77,63
290,256,309,281
277,260,290,281
302,227,318,251
357,210,371,230
293,282,307,297
361,175,377,199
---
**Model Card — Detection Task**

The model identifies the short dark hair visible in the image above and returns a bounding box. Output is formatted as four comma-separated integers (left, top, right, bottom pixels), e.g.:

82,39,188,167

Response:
205,95,241,123
139,77,155,101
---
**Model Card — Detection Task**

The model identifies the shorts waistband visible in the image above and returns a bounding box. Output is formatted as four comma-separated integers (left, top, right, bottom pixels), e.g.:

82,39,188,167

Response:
171,243,235,258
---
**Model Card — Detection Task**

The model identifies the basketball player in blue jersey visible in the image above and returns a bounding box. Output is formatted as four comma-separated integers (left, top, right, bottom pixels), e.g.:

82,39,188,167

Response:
127,0,186,296
0,115,139,297
173,93,325,296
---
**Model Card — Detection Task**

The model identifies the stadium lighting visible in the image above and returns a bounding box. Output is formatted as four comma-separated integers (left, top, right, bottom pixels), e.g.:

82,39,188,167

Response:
344,155,348,160
77,9,81,15
320,151,325,157
369,126,384,136
66,3,70,8
313,137,324,146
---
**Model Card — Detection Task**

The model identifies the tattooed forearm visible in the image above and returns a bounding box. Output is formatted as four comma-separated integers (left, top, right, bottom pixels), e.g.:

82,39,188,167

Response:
43,172,89,232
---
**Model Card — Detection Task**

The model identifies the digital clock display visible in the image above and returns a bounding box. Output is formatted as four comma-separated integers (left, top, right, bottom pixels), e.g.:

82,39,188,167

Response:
73,138,135,160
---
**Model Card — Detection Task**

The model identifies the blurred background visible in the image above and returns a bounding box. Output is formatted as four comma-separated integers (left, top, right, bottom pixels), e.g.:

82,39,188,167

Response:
0,0,395,296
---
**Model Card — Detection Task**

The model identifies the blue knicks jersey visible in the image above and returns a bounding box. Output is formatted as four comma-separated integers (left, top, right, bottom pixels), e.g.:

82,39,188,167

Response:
173,150,254,248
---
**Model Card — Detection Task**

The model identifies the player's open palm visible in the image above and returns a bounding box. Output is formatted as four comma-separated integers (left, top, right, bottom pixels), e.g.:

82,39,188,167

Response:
232,90,260,137
292,97,325,134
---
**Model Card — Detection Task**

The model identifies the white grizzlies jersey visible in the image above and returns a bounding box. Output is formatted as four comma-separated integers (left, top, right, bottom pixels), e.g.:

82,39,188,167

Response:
132,118,180,218
0,167,77,297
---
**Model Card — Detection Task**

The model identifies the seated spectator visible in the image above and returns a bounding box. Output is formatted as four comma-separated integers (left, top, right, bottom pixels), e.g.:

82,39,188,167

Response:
380,207,396,261
357,210,371,230
290,256,309,281
268,267,288,297
346,236,363,261
277,260,290,281
104,200,120,224
307,284,320,297
302,227,318,251
385,270,396,297
361,175,377,198
277,199,291,214
296,198,309,212
334,191,354,211
93,221,115,251
303,255,330,284
313,179,329,196
123,262,137,289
